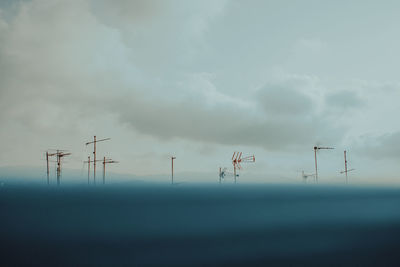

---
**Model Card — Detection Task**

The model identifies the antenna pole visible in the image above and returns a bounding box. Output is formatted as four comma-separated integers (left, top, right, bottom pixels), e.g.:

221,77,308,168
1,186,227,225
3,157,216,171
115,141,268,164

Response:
103,157,106,185
56,150,60,186
234,165,237,184
85,136,110,185
93,136,96,184
219,167,221,184
171,157,176,184
87,156,90,185
344,150,348,184
314,147,318,183
46,152,49,185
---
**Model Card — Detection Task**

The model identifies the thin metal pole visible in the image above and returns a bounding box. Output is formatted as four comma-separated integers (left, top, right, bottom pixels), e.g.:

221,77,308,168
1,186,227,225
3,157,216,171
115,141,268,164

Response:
219,167,221,184
172,157,174,184
103,157,106,185
314,147,318,183
87,156,90,185
57,151,60,186
93,135,96,185
344,150,348,184
234,165,237,184
46,152,49,185
171,157,176,184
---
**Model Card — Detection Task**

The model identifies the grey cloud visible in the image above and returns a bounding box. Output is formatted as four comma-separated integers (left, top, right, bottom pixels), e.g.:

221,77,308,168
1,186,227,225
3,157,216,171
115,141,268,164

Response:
354,132,400,160
0,0,344,153
2,0,396,178
112,74,341,151
257,83,313,116
326,90,364,109
114,96,317,150
91,0,166,26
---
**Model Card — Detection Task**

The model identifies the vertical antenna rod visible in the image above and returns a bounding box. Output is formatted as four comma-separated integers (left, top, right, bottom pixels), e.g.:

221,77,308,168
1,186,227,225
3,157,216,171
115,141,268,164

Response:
314,147,318,183
102,157,118,185
84,158,103,185
313,146,334,183
55,150,71,186
57,150,60,185
46,151,49,185
171,156,176,184
344,150,348,184
87,156,90,185
340,150,354,184
45,150,58,185
85,136,110,185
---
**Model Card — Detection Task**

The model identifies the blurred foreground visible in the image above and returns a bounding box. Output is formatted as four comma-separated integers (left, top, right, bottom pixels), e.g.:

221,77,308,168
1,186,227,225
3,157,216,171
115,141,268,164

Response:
1,183,400,266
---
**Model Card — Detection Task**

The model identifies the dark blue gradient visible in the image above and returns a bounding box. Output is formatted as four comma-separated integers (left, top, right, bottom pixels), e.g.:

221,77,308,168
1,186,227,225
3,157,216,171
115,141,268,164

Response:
1,184,400,266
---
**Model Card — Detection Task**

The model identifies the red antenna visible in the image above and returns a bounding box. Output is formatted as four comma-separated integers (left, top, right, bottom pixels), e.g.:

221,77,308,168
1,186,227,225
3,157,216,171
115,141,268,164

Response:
313,146,334,183
85,136,110,185
232,152,255,183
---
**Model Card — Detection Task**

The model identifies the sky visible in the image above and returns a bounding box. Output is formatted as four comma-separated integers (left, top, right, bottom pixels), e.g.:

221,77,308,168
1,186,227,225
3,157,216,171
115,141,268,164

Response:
1,0,400,184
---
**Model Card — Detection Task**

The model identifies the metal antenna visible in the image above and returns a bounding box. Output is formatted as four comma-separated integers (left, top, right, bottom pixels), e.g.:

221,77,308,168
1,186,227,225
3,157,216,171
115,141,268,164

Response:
46,150,67,185
46,151,50,185
102,157,118,185
85,136,110,185
171,156,176,184
46,151,57,185
340,150,355,184
55,150,71,186
219,167,230,184
313,146,334,183
84,157,103,185
301,170,315,183
232,152,255,183
87,156,90,185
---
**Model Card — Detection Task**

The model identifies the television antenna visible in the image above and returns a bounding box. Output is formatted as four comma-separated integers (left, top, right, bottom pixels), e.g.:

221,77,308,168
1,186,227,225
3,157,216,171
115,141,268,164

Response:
102,157,118,184
301,171,315,183
45,149,70,185
232,152,255,183
171,156,176,185
85,136,110,185
313,146,334,183
340,150,355,184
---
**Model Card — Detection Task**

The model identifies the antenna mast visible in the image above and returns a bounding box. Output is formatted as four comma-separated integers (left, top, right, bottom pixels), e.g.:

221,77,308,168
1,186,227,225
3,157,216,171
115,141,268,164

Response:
344,150,348,183
87,156,90,185
55,150,71,186
171,156,176,184
85,136,110,185
340,150,354,184
46,151,50,185
84,157,103,185
313,146,334,183
102,157,118,184
232,152,255,183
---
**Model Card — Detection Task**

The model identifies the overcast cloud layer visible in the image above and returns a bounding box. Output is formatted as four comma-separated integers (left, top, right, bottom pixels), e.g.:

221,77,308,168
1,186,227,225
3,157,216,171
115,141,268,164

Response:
1,0,400,183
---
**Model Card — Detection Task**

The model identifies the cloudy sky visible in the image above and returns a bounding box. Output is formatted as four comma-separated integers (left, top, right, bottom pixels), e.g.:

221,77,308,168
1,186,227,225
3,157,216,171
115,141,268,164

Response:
1,0,400,183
